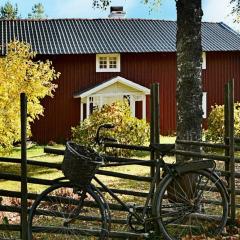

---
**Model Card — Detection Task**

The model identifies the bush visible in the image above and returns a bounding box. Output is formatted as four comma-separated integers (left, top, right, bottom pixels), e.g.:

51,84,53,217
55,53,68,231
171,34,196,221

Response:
205,103,240,142
71,100,150,156
0,41,60,153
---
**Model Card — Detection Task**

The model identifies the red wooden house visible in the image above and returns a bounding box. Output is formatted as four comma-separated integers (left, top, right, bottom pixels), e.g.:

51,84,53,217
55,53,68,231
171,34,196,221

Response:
1,12,240,143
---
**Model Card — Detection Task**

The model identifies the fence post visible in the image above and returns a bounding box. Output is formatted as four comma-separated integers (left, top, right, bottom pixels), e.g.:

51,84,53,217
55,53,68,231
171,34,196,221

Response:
154,84,160,185
153,84,160,153
20,93,28,240
228,80,235,223
150,84,154,177
150,83,160,178
224,83,231,219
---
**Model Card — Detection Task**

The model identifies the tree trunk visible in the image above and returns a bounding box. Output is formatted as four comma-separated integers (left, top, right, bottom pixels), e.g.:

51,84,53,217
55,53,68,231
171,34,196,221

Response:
176,0,203,163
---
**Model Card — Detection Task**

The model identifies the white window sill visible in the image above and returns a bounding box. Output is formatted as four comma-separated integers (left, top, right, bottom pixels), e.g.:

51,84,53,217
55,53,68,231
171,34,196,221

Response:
96,68,121,73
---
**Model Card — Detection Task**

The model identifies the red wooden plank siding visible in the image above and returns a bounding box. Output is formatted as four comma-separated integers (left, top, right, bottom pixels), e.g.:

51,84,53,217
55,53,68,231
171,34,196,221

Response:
202,51,240,129
31,51,240,143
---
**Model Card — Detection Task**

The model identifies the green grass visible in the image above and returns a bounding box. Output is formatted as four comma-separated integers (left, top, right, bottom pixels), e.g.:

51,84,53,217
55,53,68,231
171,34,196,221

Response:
2,137,237,239
0,144,64,192
0,137,175,215
0,139,175,239
0,136,176,194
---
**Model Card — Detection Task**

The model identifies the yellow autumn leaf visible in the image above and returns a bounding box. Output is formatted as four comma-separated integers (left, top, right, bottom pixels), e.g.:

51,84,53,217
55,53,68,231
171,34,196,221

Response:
0,41,60,153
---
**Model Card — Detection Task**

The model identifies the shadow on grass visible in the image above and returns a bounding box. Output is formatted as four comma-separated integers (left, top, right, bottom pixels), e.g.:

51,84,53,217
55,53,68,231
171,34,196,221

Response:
0,162,61,178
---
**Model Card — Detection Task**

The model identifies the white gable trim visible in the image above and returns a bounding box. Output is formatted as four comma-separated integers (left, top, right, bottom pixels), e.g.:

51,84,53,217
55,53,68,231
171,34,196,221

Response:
74,76,150,98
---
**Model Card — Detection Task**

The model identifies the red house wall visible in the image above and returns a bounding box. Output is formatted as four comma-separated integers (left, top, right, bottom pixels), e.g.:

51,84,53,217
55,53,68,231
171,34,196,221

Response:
203,51,240,108
31,51,240,144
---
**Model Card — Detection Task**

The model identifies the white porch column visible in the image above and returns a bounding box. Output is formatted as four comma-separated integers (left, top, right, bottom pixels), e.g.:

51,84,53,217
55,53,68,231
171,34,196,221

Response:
130,95,135,117
80,102,84,121
142,95,146,120
86,97,90,118
99,96,103,109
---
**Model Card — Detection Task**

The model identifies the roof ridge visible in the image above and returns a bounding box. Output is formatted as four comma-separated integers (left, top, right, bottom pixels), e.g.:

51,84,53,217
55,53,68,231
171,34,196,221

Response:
0,18,223,24
0,18,176,22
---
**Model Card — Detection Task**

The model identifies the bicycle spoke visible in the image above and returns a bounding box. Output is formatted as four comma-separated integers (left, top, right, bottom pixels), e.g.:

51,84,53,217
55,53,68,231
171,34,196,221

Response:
29,182,109,239
154,170,228,240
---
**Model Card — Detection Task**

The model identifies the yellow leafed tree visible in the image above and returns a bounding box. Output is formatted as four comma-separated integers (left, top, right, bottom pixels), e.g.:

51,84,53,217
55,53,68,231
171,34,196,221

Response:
0,41,60,152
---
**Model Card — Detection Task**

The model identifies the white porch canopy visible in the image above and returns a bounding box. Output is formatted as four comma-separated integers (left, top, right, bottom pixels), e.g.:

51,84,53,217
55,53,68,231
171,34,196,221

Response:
74,76,150,121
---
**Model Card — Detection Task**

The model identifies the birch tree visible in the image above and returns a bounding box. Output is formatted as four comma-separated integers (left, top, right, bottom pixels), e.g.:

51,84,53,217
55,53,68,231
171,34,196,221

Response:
92,0,203,162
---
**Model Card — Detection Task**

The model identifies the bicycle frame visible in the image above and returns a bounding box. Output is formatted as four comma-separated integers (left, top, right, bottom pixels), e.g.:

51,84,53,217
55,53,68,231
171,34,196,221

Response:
93,157,166,228
92,153,224,231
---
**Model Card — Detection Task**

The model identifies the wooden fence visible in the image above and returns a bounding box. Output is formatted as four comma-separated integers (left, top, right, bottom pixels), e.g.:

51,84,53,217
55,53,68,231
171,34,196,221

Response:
0,81,239,239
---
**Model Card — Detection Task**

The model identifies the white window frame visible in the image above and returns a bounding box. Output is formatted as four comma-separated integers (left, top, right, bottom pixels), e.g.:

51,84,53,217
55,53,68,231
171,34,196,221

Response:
203,92,207,118
96,53,121,72
202,52,206,69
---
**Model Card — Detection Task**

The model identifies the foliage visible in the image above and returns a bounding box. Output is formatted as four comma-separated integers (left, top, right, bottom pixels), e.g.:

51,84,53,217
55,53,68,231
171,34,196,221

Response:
205,103,240,142
231,0,240,23
92,0,161,10
0,1,19,19
0,41,60,153
71,100,150,157
28,3,46,19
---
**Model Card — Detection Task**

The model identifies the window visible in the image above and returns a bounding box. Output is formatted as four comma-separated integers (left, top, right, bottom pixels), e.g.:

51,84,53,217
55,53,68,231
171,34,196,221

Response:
109,56,117,69
99,57,107,69
96,54,120,72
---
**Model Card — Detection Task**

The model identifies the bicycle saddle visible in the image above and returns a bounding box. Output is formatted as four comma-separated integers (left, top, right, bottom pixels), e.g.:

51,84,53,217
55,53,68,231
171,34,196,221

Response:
150,143,175,156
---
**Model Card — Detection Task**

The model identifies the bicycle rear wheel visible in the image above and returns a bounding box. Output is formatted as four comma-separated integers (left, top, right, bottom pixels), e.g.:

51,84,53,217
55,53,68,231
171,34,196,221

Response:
28,182,110,240
153,169,228,240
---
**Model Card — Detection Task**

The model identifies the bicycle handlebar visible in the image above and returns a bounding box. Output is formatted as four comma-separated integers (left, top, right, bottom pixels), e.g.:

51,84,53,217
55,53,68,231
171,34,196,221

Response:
95,124,116,145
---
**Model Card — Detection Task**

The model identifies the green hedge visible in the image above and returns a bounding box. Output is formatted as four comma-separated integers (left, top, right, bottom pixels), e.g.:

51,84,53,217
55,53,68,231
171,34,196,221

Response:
206,103,240,142
71,100,150,156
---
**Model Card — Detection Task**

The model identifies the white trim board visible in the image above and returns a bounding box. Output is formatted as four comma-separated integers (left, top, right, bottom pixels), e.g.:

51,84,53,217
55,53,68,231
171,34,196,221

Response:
74,76,150,98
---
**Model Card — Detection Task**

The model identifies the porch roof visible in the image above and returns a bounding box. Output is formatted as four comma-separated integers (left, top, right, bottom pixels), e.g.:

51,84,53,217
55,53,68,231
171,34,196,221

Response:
74,76,150,98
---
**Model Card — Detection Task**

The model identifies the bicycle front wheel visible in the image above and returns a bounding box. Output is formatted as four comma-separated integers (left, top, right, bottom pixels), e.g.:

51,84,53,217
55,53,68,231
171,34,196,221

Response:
28,182,110,240
153,169,228,240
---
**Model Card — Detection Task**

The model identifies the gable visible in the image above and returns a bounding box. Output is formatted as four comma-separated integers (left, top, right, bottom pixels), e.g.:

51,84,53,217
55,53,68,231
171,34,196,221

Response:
74,76,150,99
94,82,144,95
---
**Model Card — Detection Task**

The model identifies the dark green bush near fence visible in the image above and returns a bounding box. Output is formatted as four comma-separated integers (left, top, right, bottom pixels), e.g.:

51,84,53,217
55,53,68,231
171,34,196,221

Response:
206,102,240,142
71,100,150,157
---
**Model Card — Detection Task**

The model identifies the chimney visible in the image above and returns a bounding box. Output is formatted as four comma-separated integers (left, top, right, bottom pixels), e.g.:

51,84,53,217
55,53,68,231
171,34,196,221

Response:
109,6,126,19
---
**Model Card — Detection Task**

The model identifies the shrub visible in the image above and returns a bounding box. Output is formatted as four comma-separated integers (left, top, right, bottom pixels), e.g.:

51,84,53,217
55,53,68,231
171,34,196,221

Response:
71,100,150,156
205,103,240,142
0,41,60,153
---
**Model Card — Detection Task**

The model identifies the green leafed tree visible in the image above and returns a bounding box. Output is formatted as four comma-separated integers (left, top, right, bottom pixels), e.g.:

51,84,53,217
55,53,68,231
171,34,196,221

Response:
0,1,19,19
28,3,46,19
93,0,203,162
231,0,240,22
0,41,60,153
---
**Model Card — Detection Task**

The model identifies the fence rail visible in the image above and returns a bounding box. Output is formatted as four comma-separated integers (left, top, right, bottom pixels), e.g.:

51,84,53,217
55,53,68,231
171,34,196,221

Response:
0,81,239,239
0,139,239,236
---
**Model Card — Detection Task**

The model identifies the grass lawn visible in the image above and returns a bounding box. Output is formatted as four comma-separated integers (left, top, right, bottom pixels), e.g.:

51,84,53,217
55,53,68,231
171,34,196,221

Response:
0,136,176,194
0,144,64,193
1,136,240,239
0,136,175,238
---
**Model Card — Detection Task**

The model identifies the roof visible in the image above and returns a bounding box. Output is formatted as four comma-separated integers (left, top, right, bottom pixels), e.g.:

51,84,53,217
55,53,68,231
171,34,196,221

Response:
0,18,240,55
74,76,150,98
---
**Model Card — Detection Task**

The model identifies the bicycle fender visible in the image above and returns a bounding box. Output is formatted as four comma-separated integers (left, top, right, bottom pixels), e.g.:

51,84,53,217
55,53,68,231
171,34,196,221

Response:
175,159,215,174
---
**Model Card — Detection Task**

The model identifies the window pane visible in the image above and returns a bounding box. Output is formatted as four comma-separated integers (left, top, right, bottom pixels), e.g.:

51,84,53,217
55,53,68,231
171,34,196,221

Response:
109,57,117,69
99,57,107,69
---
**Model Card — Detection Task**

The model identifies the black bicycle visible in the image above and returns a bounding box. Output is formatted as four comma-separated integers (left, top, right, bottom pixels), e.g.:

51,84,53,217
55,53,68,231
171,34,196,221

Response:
28,124,228,240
